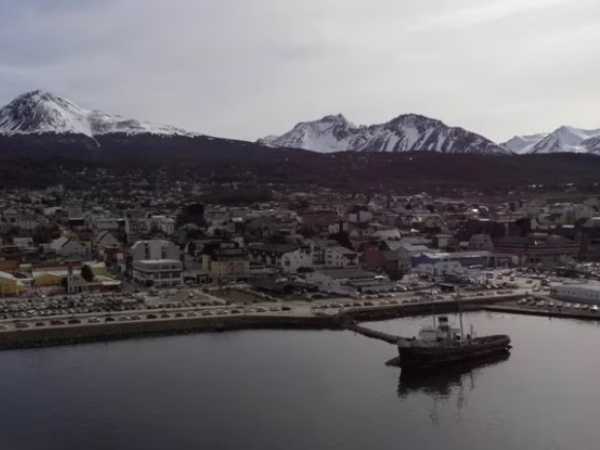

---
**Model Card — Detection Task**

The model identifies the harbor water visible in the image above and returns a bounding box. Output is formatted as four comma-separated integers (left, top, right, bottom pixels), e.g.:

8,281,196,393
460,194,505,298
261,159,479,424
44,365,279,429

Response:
2,311,600,450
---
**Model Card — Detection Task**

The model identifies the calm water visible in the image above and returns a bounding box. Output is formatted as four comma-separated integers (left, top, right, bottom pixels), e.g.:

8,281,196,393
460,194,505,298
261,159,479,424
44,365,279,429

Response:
2,312,600,450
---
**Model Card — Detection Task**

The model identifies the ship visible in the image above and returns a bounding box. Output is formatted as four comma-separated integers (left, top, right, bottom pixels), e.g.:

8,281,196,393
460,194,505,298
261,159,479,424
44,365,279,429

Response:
393,316,511,371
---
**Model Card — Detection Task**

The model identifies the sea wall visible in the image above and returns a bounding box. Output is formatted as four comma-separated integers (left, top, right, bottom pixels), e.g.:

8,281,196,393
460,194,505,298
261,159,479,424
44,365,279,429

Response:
0,295,521,351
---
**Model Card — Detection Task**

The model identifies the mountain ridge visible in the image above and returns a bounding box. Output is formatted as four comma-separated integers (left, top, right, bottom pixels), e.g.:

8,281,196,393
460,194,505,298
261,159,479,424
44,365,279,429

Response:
259,113,510,155
502,126,600,154
0,90,198,140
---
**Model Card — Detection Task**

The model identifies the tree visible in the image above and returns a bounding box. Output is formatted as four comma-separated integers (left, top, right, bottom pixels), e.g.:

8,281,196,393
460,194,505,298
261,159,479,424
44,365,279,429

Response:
81,265,95,283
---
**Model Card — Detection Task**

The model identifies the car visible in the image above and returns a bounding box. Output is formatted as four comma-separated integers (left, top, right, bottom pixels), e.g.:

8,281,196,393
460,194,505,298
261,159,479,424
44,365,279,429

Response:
51,320,65,326
68,318,81,324
105,316,115,322
15,322,29,329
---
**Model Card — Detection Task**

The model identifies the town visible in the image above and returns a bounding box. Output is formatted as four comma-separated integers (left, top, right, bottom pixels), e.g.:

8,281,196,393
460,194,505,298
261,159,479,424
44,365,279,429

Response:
1,171,600,347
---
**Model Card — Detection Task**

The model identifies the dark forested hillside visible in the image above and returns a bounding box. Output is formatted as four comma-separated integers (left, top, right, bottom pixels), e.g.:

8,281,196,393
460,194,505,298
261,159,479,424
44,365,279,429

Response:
1,133,599,192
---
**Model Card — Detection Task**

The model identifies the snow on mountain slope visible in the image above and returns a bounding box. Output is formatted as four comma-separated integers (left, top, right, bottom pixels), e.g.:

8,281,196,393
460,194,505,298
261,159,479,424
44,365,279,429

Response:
501,133,546,154
259,113,509,154
0,90,196,138
259,114,360,153
502,126,600,154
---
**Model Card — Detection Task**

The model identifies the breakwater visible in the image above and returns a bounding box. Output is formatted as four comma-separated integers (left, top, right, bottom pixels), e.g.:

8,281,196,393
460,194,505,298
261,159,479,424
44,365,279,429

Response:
485,304,600,321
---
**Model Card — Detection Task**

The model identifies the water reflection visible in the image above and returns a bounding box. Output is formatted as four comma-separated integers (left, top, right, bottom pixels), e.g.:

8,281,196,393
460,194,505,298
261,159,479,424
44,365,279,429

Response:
397,351,511,398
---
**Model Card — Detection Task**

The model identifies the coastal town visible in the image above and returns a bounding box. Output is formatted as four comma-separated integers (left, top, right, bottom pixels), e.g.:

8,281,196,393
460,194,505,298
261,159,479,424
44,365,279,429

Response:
1,176,600,347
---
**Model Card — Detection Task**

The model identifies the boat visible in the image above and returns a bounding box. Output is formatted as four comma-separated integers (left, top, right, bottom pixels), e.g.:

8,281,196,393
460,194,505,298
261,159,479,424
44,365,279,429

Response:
394,316,511,371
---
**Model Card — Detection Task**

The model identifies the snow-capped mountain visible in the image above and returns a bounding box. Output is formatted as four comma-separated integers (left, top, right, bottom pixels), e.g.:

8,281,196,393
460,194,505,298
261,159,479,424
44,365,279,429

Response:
502,126,600,154
259,113,509,154
501,133,546,154
0,90,196,139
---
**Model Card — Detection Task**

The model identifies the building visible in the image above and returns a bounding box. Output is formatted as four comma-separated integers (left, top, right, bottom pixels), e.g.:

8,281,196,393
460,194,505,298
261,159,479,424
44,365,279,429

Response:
0,271,26,296
311,240,358,268
201,242,250,281
551,283,600,305
49,236,91,259
280,247,313,273
248,243,300,268
305,268,395,296
132,259,182,287
469,234,494,251
130,239,181,262
151,215,176,235
494,233,579,265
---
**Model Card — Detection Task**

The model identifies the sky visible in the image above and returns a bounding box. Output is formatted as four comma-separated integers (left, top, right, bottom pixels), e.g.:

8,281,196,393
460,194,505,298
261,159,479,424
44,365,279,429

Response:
0,0,599,142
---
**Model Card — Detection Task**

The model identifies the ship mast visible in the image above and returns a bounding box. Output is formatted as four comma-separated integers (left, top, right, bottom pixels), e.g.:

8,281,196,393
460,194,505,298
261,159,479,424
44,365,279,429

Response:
457,287,464,340
431,286,436,327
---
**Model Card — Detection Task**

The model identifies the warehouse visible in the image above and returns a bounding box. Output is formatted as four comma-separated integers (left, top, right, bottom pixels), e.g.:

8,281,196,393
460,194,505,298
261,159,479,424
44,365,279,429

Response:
551,283,600,305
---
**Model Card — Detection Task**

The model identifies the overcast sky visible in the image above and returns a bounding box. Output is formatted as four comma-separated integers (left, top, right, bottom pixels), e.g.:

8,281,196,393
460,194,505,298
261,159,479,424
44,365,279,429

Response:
1,0,599,142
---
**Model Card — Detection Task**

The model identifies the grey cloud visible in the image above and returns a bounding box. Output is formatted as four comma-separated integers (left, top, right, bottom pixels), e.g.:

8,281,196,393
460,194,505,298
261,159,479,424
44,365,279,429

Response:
0,0,599,143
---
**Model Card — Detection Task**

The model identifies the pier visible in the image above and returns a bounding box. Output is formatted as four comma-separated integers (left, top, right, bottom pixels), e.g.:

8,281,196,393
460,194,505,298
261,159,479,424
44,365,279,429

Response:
345,322,403,345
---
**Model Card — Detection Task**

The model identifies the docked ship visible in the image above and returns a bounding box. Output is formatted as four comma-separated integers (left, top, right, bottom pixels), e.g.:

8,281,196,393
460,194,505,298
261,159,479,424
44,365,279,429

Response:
395,316,511,371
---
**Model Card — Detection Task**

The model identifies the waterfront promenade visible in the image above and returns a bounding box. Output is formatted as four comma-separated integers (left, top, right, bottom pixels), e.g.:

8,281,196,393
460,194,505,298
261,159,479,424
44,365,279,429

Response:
0,289,528,350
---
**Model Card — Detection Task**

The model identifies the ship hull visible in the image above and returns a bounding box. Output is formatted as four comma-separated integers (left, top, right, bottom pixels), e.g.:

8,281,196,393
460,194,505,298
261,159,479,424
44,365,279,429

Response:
397,334,511,371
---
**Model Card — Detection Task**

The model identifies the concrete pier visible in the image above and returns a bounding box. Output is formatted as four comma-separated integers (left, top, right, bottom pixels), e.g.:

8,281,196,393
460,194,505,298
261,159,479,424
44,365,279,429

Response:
346,322,402,345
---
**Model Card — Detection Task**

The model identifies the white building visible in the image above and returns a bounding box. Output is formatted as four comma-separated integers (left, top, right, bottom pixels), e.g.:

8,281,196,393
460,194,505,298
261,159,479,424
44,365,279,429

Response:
49,236,91,259
281,247,313,273
305,268,394,296
130,240,181,262
151,216,176,235
551,283,600,305
132,259,182,287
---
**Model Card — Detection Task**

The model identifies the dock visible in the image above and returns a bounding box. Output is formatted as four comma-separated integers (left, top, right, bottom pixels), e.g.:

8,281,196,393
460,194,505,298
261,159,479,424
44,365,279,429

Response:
346,322,403,345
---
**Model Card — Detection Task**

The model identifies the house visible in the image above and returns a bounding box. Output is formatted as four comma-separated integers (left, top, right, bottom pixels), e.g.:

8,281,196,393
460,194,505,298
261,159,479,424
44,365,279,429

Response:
151,215,176,235
13,237,36,252
361,242,405,280
347,206,373,224
248,243,300,268
310,240,358,268
95,231,121,252
280,246,313,273
49,236,91,259
200,242,250,281
469,234,494,251
0,271,26,296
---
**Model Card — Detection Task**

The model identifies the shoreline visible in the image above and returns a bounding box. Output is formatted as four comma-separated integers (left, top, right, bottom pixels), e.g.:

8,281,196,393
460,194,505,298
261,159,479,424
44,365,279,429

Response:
0,296,520,351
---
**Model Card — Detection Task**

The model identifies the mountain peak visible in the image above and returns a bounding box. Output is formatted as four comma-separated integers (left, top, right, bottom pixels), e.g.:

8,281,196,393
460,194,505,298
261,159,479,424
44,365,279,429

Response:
503,125,600,154
0,90,196,139
321,113,348,122
260,112,508,155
